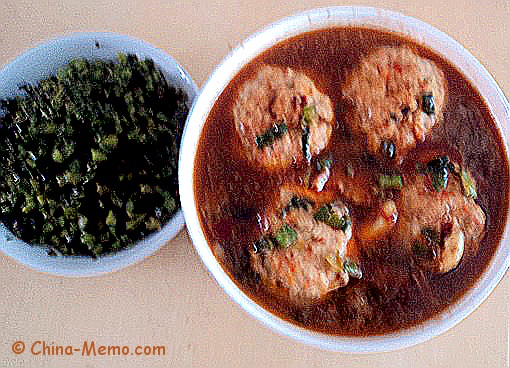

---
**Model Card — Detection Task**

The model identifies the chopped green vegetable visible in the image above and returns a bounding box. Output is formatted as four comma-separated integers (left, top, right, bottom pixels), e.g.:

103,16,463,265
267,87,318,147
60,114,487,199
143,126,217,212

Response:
63,207,77,218
344,258,363,278
317,156,333,171
314,204,351,232
378,174,403,190
126,199,135,216
301,105,315,163
0,54,187,256
460,169,478,199
414,227,440,259
145,216,161,231
105,210,116,226
302,105,315,124
421,93,435,115
283,196,314,216
274,224,298,249
426,156,451,192
126,213,146,230
52,148,64,163
161,191,176,211
36,194,45,206
80,233,95,247
253,224,298,253
255,122,288,148
91,148,107,162
99,134,119,149
42,222,54,234
253,236,275,253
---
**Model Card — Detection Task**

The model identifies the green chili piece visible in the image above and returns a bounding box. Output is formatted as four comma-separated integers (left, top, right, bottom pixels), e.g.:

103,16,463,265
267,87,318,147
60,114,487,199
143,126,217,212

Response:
301,105,315,164
426,156,450,192
378,174,403,190
314,204,351,232
381,140,396,159
274,224,298,249
344,258,362,279
460,169,478,199
255,122,288,149
253,236,275,254
421,93,435,115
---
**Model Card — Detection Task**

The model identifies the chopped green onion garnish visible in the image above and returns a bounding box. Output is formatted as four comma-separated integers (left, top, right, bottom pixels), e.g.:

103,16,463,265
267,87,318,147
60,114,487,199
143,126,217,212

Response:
314,204,351,232
422,93,435,115
255,122,288,148
274,224,298,249
426,156,450,192
460,169,478,199
378,174,403,190
344,258,362,278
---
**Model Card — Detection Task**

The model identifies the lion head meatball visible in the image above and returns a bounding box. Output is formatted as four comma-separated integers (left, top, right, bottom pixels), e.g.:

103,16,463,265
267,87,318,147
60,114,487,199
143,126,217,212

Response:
250,186,360,304
394,157,485,273
343,47,447,161
233,65,334,170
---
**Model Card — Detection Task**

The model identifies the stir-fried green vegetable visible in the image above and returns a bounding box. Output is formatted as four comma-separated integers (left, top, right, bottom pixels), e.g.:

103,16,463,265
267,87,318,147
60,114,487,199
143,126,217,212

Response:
0,54,188,256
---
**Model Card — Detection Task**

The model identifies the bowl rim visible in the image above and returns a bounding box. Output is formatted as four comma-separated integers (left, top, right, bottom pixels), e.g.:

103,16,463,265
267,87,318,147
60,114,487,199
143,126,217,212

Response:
0,31,199,277
179,6,510,352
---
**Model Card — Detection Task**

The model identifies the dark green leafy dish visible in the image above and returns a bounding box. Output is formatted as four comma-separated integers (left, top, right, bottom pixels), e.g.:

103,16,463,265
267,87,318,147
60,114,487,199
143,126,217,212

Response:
0,54,188,257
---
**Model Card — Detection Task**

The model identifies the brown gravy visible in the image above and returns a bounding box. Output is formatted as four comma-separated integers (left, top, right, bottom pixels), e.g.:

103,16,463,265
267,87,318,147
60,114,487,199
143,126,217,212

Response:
194,27,509,335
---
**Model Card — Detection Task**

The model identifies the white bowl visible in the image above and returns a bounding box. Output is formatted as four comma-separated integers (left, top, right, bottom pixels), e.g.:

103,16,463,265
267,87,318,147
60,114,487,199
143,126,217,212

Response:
0,32,198,277
179,7,510,352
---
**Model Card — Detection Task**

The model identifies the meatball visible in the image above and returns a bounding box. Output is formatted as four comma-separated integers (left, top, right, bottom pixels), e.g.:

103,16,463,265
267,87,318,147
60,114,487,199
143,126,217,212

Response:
251,186,358,304
233,65,334,170
394,160,485,273
343,47,447,160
